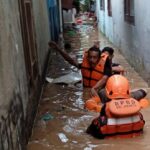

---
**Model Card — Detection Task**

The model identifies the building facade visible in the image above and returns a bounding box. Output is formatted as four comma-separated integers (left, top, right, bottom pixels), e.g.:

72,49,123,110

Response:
0,0,61,149
96,0,150,84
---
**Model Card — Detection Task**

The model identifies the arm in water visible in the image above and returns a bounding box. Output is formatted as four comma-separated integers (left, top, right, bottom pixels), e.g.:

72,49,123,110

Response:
48,41,80,69
91,75,108,97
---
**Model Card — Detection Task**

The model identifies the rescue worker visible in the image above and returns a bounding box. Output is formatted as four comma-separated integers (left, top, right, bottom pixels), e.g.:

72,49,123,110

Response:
49,41,112,96
87,75,147,139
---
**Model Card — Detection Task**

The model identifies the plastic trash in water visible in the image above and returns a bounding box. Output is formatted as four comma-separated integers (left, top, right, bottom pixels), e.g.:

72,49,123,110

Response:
72,141,78,144
49,72,82,85
58,133,69,143
63,125,73,133
37,119,46,129
41,112,54,121
45,77,53,83
84,143,98,150
84,147,92,150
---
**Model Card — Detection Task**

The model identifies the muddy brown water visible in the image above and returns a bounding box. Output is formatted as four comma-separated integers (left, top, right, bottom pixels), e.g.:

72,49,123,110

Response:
27,23,150,150
27,83,150,150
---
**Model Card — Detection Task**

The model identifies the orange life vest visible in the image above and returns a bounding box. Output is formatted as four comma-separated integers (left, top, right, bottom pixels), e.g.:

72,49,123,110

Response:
88,98,145,139
81,52,108,87
85,96,102,112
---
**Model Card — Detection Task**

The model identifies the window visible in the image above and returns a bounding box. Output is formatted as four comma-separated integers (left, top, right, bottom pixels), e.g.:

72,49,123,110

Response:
100,0,105,10
124,0,135,24
107,0,112,16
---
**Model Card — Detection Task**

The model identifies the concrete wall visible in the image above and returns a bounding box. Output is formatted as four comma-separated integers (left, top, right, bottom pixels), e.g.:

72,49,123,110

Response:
32,0,50,76
0,1,28,149
96,0,105,34
96,0,113,41
0,0,50,149
97,0,150,84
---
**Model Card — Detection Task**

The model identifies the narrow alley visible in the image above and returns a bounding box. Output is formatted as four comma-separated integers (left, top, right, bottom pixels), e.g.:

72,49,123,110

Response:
1,1,150,150
27,20,150,150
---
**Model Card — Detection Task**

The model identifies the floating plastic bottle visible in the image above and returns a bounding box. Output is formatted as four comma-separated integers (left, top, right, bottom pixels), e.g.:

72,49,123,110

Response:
58,133,69,143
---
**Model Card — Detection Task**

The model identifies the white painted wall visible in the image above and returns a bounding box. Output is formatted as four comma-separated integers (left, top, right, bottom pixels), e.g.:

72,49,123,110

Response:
96,0,113,41
96,0,150,84
96,0,105,33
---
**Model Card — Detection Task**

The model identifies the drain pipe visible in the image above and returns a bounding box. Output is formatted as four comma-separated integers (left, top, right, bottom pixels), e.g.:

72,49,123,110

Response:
59,0,63,33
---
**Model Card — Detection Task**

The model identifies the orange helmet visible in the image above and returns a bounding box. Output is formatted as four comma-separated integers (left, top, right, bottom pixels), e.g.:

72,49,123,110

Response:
105,75,130,99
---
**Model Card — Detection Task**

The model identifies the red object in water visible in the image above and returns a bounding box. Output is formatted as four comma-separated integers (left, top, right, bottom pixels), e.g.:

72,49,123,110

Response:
76,18,82,24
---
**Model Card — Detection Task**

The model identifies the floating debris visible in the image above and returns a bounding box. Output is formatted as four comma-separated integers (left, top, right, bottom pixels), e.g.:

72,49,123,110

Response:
46,72,81,85
41,113,54,121
58,133,69,143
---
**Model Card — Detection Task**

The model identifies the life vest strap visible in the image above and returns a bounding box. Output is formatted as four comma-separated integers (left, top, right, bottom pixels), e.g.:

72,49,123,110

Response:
81,66,104,74
82,76,99,81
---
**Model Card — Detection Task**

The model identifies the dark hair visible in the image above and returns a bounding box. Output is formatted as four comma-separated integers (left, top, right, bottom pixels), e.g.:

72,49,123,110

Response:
102,47,114,56
88,46,101,58
64,43,71,50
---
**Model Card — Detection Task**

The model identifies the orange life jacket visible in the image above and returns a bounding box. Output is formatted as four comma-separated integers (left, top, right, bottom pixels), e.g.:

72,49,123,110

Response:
85,96,102,112
89,98,145,139
81,52,108,87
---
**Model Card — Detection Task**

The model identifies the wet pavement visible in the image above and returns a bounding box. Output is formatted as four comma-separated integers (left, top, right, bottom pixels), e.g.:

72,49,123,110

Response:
27,19,150,150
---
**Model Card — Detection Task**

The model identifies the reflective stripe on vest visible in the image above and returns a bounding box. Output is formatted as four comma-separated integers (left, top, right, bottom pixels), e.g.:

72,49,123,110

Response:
107,115,141,125
90,103,145,139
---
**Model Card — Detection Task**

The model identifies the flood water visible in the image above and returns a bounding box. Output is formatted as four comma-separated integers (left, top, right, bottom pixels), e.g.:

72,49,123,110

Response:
27,18,150,150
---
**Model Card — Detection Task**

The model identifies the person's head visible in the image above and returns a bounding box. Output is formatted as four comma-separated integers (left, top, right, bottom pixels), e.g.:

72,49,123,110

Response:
64,42,71,52
93,40,100,48
105,75,130,99
88,46,101,68
102,47,114,60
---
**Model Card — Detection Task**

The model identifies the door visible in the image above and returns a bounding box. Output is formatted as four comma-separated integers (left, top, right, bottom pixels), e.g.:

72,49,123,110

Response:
18,0,39,94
